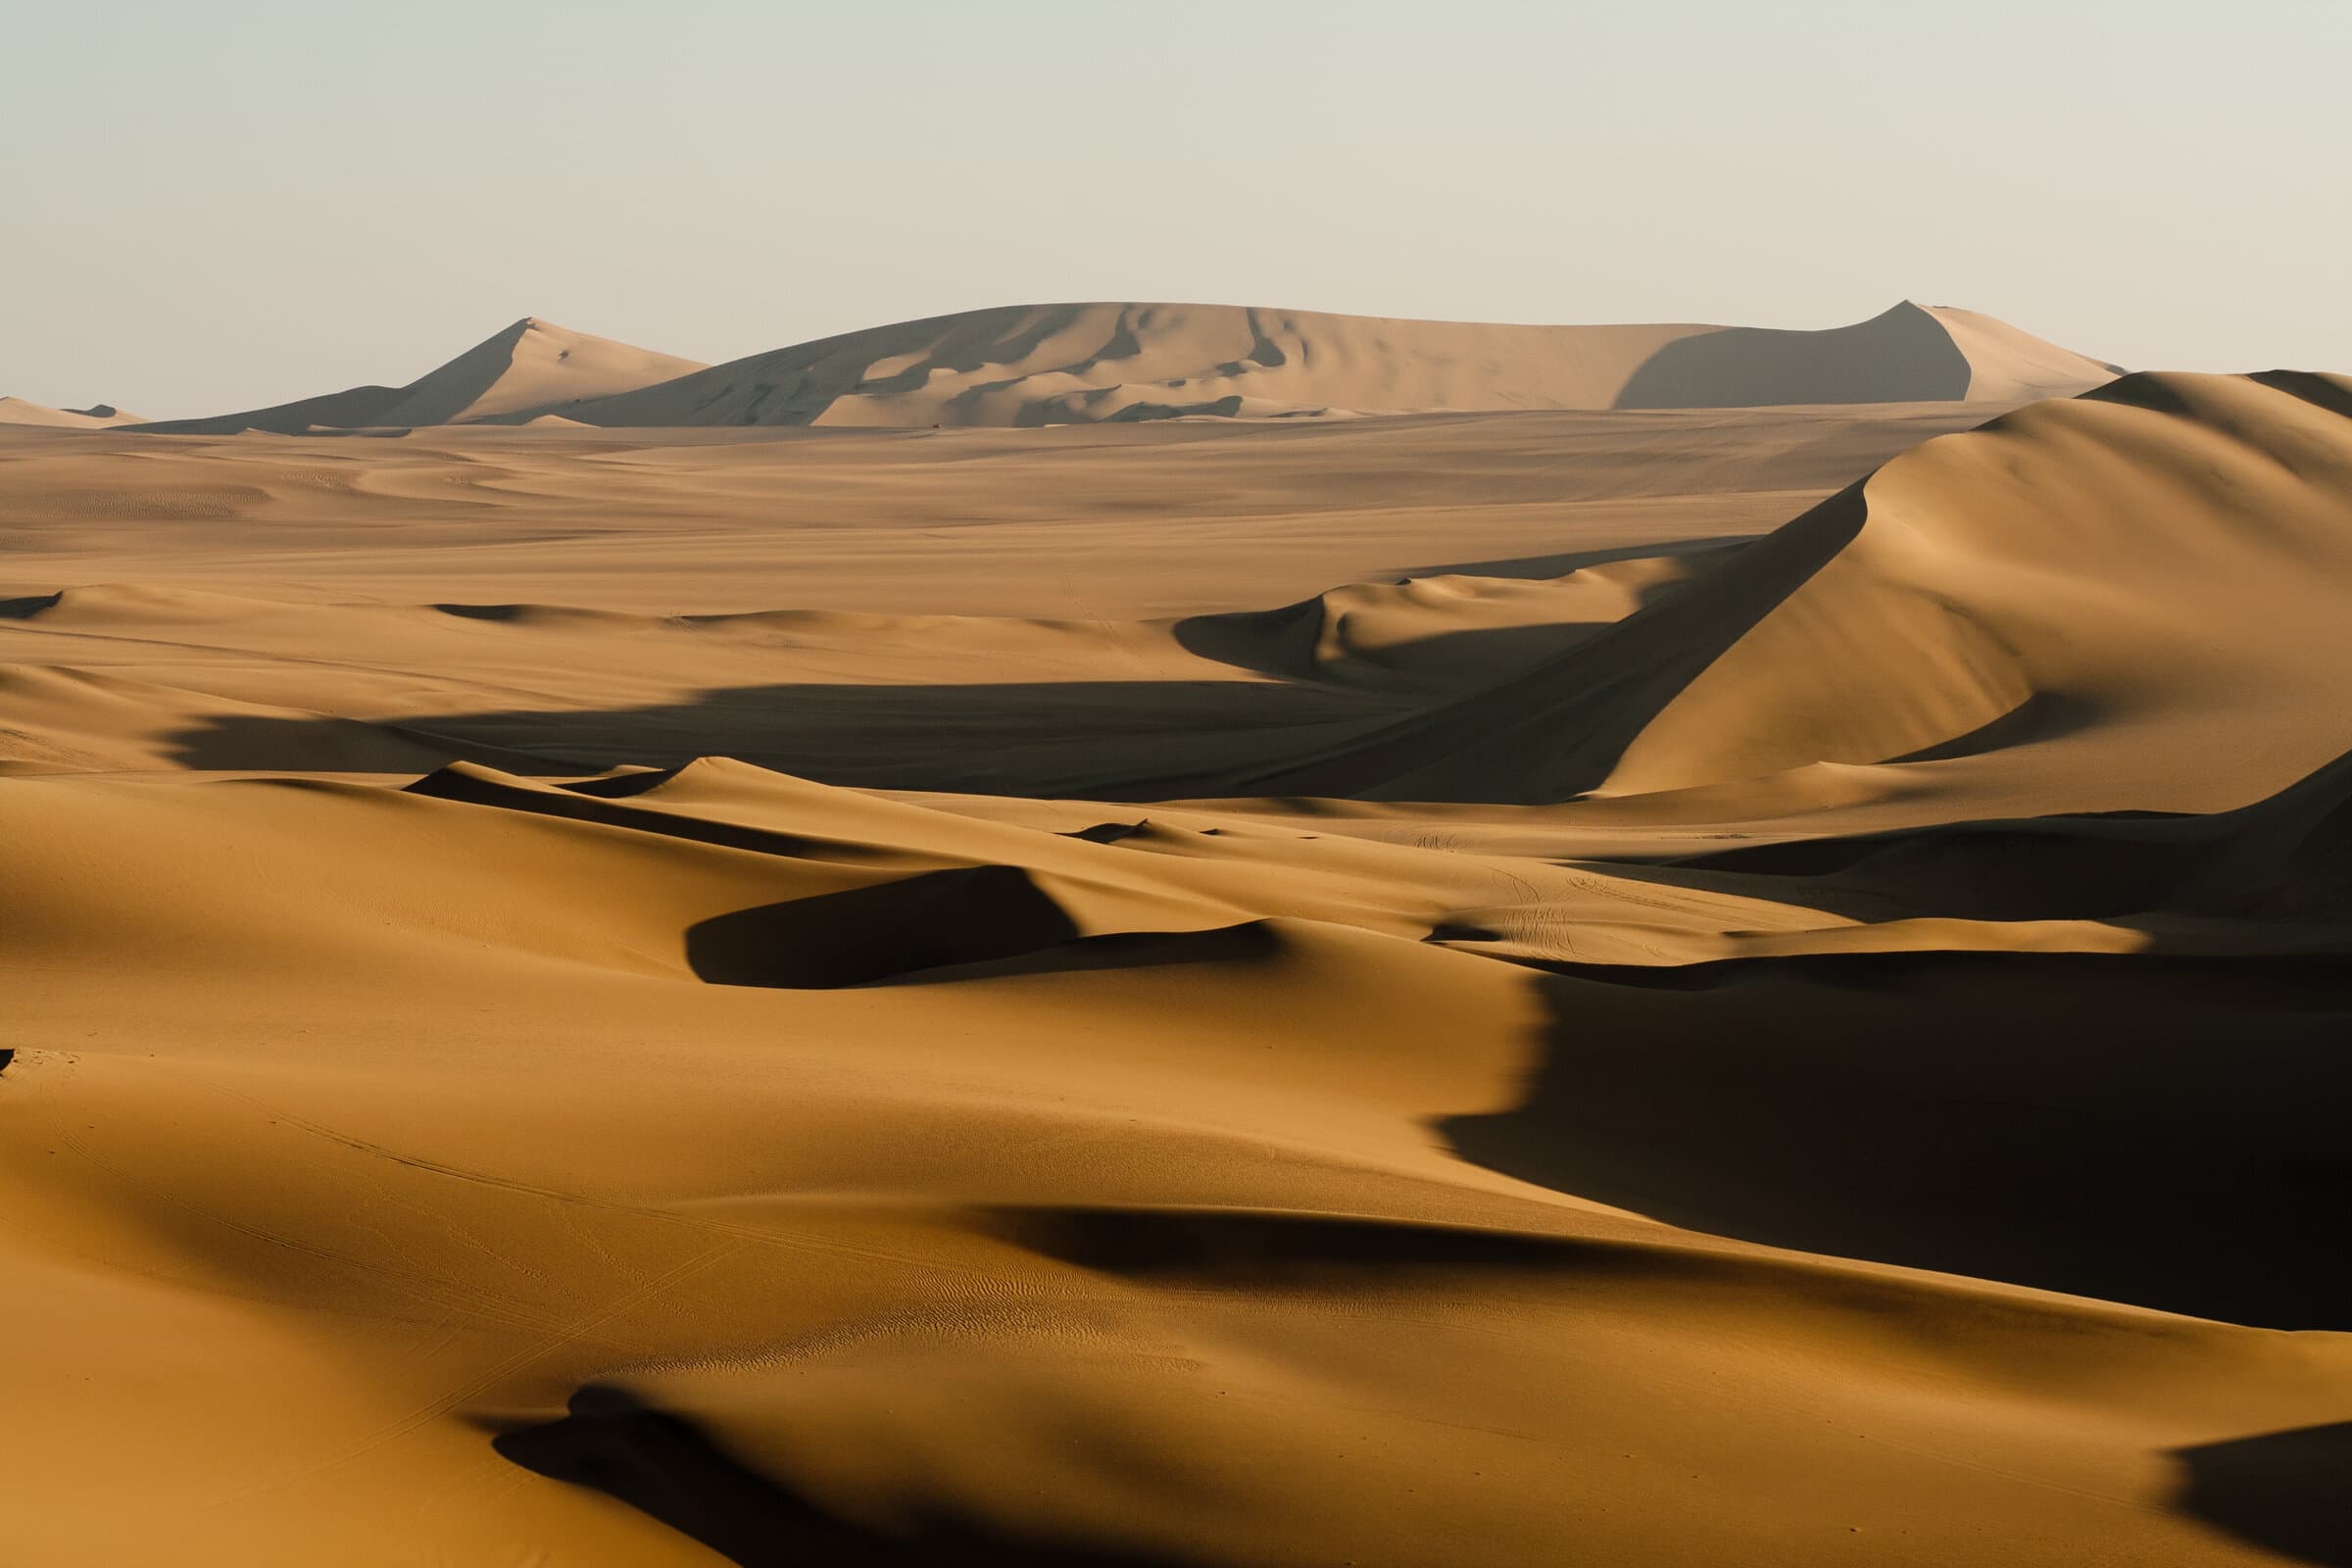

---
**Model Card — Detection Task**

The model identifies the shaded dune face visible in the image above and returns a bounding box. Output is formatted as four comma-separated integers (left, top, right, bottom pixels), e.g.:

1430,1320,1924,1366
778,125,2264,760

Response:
1613,302,1975,407
1443,950,2352,1330
8,368,2352,1567
1240,370,2352,808
685,865,1083,990
1592,370,2352,795
494,1385,1186,1567
2167,1423,2352,1568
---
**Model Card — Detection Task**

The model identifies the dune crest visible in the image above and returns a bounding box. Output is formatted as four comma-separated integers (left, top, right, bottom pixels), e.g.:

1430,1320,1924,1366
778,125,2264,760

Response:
1215,372,2352,815
0,396,145,428
558,299,2114,428
123,301,2114,435
131,318,706,435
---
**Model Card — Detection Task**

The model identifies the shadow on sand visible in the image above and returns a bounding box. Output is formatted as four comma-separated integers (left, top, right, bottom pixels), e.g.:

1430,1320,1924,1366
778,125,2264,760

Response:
2170,1421,2352,1567
164,673,1401,798
684,864,1081,989
494,1385,1184,1567
1440,951,2352,1330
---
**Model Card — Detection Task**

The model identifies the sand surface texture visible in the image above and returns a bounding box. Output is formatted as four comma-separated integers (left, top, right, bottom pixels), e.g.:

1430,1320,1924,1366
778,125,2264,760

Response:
2,364,2345,1566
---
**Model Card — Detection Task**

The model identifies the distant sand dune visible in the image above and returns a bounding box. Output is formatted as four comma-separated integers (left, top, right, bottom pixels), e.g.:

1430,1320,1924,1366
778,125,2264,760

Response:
132,318,706,435
552,299,2117,428
129,300,2114,435
0,396,145,428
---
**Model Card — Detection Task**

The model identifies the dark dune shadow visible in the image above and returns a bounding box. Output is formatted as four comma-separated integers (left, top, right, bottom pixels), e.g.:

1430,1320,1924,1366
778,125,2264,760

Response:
2170,1421,2352,1567
575,303,1161,429
130,381,404,436
875,921,1285,989
1165,597,1326,681
559,766,696,799
686,864,1081,989
2081,374,2204,418
1882,690,2100,764
493,1385,1183,1566
1612,740,2352,924
1440,951,2352,1328
164,711,584,776
1615,304,1972,409
2252,369,2352,421
1615,814,2204,924
1243,487,1870,803
991,1202,1652,1288
164,673,1405,799
138,518,1839,800
406,761,880,863
1063,820,1149,844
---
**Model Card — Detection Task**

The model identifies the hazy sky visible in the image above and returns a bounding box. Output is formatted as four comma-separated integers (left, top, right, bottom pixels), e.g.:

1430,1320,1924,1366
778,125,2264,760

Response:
8,0,2349,416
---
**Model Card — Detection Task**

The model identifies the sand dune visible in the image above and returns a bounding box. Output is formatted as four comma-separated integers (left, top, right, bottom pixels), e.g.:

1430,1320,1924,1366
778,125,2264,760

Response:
132,318,706,435
0,396,145,428
5,752,2345,1565
1201,372,2352,816
3,363,2346,1566
130,300,2114,435
552,299,2116,427
0,399,1993,793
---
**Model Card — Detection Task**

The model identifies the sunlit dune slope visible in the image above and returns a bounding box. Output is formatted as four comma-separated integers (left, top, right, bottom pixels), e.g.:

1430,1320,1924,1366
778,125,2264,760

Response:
132,318,706,434
1232,372,2352,813
0,396,144,428
5,752,2348,1566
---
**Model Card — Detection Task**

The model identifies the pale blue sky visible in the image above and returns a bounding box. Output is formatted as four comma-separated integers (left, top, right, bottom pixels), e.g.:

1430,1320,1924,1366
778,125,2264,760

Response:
7,0,2347,416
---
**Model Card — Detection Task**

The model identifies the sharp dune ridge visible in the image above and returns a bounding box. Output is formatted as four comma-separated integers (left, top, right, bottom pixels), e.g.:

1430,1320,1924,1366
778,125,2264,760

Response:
2,345,2348,1568
131,317,709,435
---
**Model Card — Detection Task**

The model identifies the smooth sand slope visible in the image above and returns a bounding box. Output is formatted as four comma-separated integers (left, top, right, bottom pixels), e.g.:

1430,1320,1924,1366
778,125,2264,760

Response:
1,376,2346,1567
132,300,2116,435
0,396,144,428
133,318,707,435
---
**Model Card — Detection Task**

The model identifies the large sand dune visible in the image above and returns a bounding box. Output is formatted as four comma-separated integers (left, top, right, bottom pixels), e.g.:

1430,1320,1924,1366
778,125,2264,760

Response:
559,300,2114,427
1237,371,2352,810
130,300,2116,435
133,318,707,435
0,395,144,428
1,368,2345,1566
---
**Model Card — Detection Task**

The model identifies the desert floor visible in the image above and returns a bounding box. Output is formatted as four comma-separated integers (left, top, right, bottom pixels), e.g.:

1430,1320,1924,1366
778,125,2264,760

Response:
3,387,2347,1565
